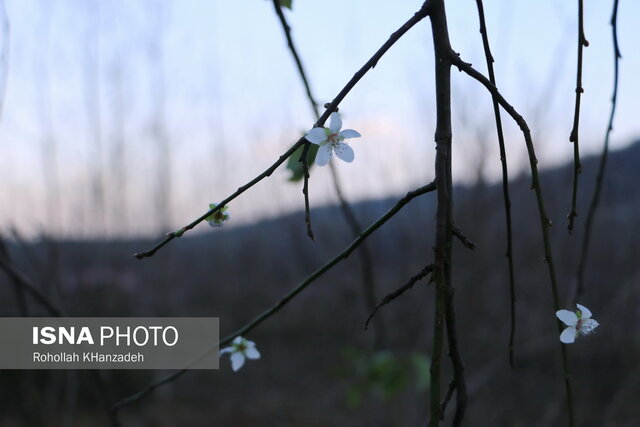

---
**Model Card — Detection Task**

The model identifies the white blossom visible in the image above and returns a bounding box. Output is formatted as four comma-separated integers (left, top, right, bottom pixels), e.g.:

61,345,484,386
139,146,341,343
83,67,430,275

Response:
305,112,361,166
219,336,260,371
556,304,599,344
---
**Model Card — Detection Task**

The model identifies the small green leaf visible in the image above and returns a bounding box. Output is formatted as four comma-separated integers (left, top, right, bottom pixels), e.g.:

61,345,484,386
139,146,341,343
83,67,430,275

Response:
278,0,293,10
286,143,318,182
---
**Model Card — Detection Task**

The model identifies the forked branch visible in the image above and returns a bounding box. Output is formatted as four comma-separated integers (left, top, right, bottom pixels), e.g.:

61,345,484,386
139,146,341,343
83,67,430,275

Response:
113,181,437,412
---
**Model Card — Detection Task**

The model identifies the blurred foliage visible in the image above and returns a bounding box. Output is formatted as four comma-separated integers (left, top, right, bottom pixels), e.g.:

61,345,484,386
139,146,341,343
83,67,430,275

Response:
338,347,430,408
286,142,318,182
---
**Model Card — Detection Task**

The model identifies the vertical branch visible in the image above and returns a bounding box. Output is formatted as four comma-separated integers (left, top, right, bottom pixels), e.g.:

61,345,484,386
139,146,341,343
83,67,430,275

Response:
574,0,620,302
271,0,384,343
429,1,466,424
448,54,575,427
567,0,589,232
473,0,517,366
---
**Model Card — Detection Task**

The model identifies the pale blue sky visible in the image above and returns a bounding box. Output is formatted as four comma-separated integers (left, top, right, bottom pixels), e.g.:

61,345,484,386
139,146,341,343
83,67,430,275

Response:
0,0,638,237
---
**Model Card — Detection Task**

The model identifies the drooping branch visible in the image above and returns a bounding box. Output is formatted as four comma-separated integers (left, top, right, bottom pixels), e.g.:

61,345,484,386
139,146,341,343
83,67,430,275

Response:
134,0,435,259
113,181,437,412
473,0,517,367
574,0,620,302
271,0,385,345
449,51,575,427
271,0,318,118
567,0,589,232
272,0,316,240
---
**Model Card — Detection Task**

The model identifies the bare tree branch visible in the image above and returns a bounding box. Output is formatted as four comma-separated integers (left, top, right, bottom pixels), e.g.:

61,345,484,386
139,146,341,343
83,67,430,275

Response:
271,0,385,345
452,225,475,251
574,0,621,302
113,181,437,413
449,50,575,427
365,264,433,330
134,0,435,259
567,0,589,232
299,141,315,239
473,0,517,368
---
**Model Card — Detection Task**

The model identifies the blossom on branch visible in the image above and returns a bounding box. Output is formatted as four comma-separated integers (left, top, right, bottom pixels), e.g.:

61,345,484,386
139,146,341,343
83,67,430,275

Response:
206,203,230,227
556,303,599,344
305,112,361,166
219,336,261,371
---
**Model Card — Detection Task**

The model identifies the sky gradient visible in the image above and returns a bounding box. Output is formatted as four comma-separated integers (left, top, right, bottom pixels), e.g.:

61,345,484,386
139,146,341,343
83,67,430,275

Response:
0,0,638,237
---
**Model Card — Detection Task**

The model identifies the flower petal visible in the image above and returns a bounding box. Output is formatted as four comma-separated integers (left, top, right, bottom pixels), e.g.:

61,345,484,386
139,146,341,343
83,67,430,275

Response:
232,336,244,345
560,327,577,344
576,304,592,319
230,352,245,371
334,142,354,163
245,346,261,360
339,129,361,139
329,112,342,133
315,144,332,166
219,346,232,355
305,127,327,144
556,310,578,326
579,319,599,335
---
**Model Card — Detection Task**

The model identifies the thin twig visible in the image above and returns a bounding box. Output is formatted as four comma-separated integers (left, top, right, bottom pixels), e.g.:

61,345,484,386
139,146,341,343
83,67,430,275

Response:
134,138,305,258
272,0,315,240
473,0,517,368
445,286,466,425
439,379,456,421
299,141,314,239
452,226,475,250
112,181,437,413
449,51,575,427
271,0,318,118
272,0,388,345
274,1,384,338
365,264,433,330
574,0,620,302
567,0,589,232
425,378,456,426
134,0,435,259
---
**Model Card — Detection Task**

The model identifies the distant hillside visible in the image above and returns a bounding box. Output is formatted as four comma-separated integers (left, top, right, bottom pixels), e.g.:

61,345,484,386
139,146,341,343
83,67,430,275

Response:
1,140,639,426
